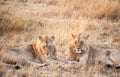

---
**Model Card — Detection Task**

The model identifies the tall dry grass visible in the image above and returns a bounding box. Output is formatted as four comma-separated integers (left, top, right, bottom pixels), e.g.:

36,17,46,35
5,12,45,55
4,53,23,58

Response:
0,0,120,55
41,0,120,19
0,0,120,77
1,0,120,19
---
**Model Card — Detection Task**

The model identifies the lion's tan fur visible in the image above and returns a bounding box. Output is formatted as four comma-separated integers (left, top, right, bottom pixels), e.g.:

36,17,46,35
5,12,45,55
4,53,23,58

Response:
0,35,57,67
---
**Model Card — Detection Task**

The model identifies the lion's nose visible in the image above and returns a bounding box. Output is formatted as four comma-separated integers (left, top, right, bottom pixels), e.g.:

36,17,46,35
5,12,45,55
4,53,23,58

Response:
77,47,80,50
106,60,113,68
47,53,49,56
77,47,80,49
106,64,113,68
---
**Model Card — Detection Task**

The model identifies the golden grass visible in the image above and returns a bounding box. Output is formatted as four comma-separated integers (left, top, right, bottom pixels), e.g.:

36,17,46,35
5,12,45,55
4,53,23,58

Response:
0,0,120,77
82,0,120,19
42,0,120,19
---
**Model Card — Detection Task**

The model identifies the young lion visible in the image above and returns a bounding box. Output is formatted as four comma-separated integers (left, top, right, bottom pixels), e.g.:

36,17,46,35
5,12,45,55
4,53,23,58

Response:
68,33,89,62
68,33,120,69
0,34,57,67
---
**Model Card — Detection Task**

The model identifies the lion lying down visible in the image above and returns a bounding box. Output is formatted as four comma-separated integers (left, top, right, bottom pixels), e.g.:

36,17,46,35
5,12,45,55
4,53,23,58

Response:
0,34,57,67
68,33,120,69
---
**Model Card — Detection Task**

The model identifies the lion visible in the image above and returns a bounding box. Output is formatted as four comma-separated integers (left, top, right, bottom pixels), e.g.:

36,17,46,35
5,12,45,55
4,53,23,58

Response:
68,33,120,69
0,34,57,68
68,33,89,62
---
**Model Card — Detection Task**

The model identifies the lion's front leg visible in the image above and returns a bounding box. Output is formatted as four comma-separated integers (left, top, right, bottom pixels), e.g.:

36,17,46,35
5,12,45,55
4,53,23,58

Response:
37,54,47,63
67,56,76,61
27,61,48,67
37,54,52,66
67,51,77,61
51,50,57,60
17,59,48,67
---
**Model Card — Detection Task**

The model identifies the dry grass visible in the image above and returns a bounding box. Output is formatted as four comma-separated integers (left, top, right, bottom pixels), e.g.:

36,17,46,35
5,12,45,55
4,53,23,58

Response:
41,0,120,19
0,0,120,77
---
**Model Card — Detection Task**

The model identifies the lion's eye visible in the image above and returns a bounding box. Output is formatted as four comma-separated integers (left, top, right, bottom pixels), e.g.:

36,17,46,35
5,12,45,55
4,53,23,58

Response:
43,45,46,49
75,41,78,44
49,45,51,48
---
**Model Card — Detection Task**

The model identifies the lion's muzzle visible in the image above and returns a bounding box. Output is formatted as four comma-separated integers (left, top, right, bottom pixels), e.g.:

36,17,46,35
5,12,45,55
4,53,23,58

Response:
74,47,84,54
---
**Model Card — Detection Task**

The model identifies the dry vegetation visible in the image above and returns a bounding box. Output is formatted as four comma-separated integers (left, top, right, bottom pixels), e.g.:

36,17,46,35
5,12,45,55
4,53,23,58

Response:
0,0,120,77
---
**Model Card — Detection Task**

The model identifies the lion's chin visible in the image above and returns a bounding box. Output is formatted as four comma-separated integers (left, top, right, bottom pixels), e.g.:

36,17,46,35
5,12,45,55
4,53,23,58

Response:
45,54,50,58
75,50,82,54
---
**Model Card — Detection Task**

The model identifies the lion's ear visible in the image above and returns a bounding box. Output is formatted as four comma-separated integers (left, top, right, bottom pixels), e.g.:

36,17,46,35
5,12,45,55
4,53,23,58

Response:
39,36,43,41
85,34,89,39
71,33,75,39
51,36,55,40
78,33,81,38
78,33,81,36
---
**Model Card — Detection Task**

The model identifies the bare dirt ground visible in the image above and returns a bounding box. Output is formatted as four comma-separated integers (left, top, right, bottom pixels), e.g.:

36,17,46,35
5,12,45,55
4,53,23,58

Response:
0,0,120,77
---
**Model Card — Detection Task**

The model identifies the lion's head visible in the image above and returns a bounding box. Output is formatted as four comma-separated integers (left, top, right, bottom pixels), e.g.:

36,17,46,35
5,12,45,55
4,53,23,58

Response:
71,33,89,54
68,33,89,61
69,33,120,70
35,34,57,60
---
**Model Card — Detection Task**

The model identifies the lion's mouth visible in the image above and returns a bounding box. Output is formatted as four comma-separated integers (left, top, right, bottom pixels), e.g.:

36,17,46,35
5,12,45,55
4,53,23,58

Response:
74,48,84,54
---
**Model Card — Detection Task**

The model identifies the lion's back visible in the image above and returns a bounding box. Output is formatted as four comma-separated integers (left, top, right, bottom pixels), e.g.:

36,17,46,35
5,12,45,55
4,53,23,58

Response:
0,45,35,61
